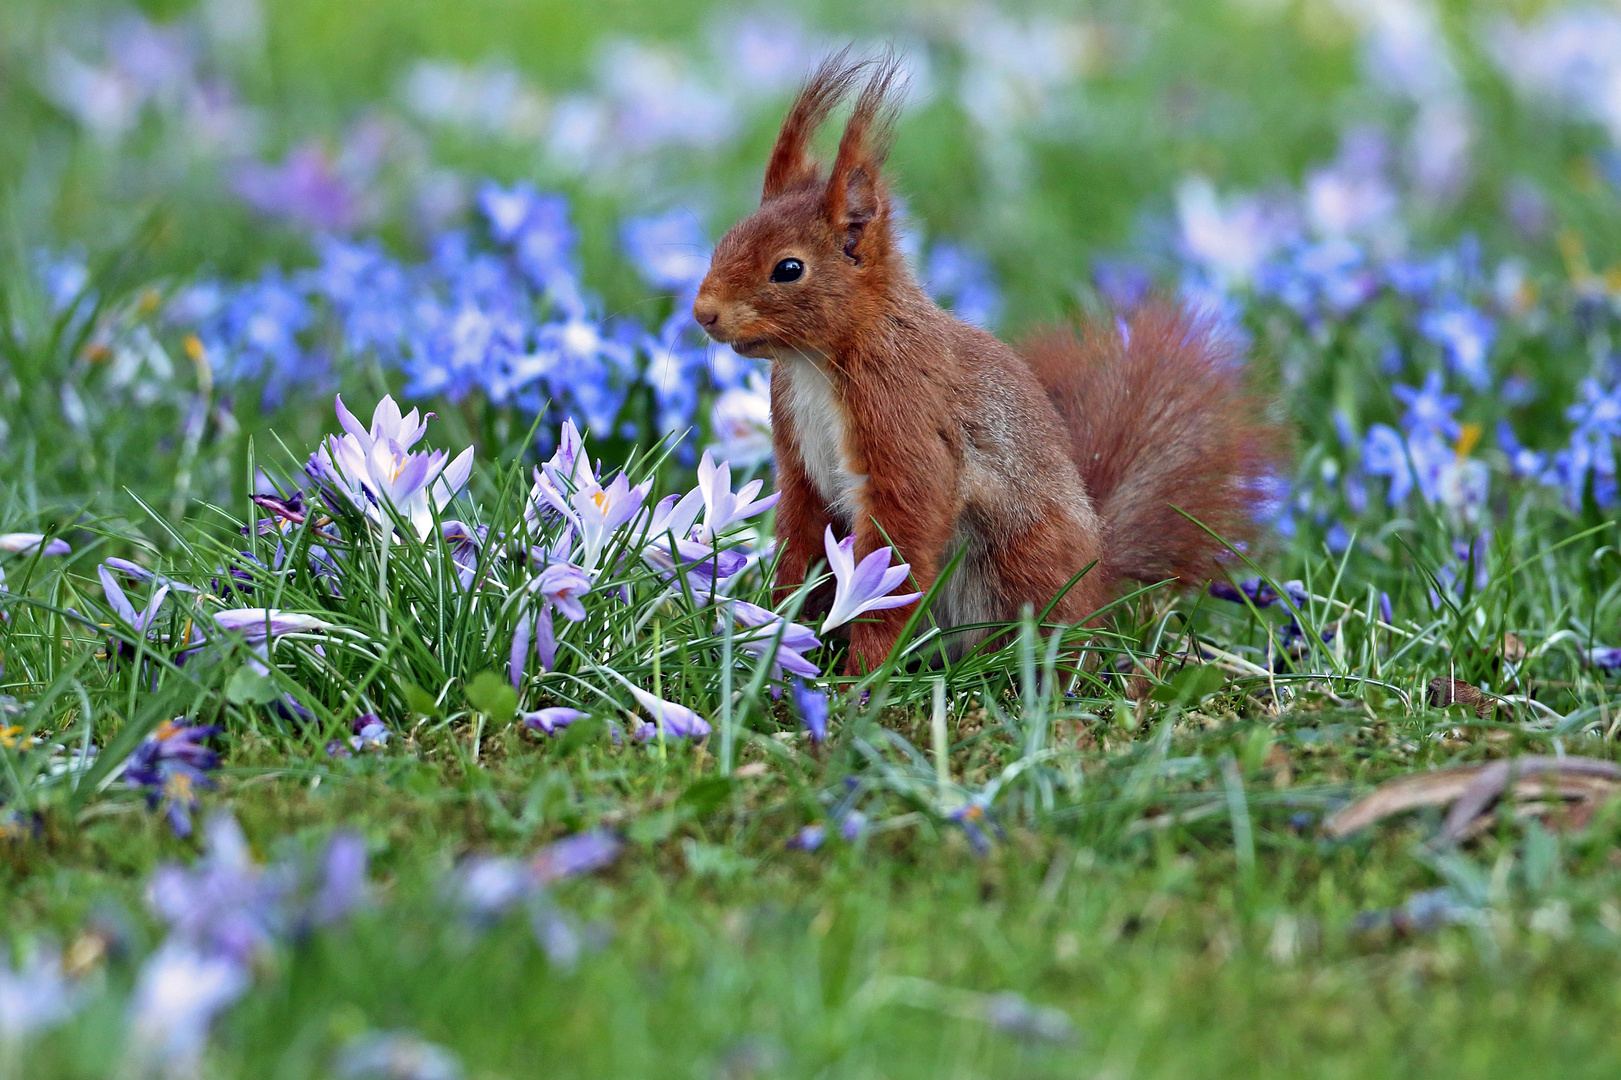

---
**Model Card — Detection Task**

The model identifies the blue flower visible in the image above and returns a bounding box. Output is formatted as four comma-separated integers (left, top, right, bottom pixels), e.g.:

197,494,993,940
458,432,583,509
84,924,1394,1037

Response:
1419,302,1495,390
621,210,711,293
122,721,222,837
1361,424,1413,505
925,241,1002,328
1392,370,1461,439
790,679,829,742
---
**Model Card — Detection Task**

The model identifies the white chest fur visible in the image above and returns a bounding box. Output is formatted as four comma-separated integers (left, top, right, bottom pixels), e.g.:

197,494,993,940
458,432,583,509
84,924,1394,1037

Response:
779,351,865,526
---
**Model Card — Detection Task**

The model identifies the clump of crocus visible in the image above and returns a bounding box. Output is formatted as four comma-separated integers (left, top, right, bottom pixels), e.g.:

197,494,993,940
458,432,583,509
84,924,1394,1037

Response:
122,721,222,837
308,394,474,540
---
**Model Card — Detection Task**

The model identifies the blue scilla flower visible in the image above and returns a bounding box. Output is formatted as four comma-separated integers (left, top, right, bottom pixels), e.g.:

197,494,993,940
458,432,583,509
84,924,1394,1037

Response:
1392,370,1462,439
925,241,1002,329
1419,301,1495,391
1567,377,1621,439
477,180,577,291
1362,424,1413,506
621,210,711,294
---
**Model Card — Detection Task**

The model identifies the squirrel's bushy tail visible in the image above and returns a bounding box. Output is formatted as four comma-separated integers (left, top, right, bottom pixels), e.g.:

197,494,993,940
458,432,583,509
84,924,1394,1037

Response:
1022,302,1284,587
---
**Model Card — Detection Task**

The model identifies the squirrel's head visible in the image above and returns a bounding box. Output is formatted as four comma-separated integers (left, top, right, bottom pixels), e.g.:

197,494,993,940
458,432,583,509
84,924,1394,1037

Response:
693,52,906,359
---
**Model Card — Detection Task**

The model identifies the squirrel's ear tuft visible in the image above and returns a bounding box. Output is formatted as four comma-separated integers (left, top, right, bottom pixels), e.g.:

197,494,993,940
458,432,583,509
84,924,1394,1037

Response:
763,50,867,202
824,54,904,257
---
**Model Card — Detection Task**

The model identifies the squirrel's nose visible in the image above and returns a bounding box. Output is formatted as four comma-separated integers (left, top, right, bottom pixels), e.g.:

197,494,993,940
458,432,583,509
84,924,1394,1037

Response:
692,297,721,331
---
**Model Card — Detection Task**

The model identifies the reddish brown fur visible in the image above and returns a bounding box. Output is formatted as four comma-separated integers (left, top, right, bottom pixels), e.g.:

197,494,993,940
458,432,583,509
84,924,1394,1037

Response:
1022,306,1285,586
694,55,1283,675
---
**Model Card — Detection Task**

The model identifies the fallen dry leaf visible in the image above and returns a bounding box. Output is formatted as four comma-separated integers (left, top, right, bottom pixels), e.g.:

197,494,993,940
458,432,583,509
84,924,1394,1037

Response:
1325,756,1621,841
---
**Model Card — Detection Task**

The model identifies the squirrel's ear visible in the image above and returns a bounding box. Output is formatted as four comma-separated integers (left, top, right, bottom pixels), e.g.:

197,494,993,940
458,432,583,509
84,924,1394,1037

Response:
824,57,902,261
763,51,865,202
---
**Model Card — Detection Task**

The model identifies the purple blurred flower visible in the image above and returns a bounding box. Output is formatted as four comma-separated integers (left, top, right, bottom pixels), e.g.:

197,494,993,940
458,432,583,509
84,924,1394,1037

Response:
1091,258,1151,311
123,720,222,837
790,679,830,742
820,526,922,633
788,824,826,852
348,713,389,753
335,1030,464,1080
1392,371,1461,439
0,533,70,557
1208,577,1308,608
838,810,868,842
709,372,773,469
626,685,710,739
127,943,250,1071
0,942,79,1044
925,241,1002,329
232,143,360,232
520,707,587,735
1362,424,1414,505
531,829,622,885
1588,646,1621,671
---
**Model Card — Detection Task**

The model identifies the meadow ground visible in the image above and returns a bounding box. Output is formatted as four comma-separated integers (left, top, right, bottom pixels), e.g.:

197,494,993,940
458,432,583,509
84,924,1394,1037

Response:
3,1,1621,1076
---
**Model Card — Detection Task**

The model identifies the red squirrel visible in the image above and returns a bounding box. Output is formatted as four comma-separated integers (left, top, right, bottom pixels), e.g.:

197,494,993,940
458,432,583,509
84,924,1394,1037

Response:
693,54,1280,674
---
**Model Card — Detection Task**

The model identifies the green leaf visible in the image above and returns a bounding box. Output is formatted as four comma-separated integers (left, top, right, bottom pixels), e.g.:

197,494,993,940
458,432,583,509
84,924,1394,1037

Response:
627,809,676,845
1151,663,1226,706
553,716,608,755
466,672,517,721
225,666,281,706
403,682,443,719
677,776,734,817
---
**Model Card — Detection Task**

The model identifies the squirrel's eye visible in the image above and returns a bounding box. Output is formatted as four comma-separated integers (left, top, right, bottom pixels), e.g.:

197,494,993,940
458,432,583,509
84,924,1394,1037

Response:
770,258,805,283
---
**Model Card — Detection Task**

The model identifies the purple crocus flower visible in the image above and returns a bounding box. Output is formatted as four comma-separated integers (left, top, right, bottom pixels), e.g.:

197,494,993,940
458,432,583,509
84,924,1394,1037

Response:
122,721,223,837
0,533,71,557
347,713,389,752
440,520,486,589
790,678,830,742
531,829,622,884
819,526,923,633
626,685,710,739
212,608,330,643
520,707,588,735
787,824,826,852
727,600,821,680
510,562,593,685
1588,646,1621,671
100,564,172,660
693,450,779,542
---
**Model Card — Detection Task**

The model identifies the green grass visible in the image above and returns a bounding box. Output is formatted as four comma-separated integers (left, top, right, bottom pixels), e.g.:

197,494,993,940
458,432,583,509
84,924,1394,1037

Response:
3,0,1621,1075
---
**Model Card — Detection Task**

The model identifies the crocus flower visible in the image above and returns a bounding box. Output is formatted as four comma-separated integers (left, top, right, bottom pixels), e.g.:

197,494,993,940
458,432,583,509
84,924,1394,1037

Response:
819,526,923,633
99,564,171,661
311,394,474,540
788,824,826,851
693,450,778,541
1207,577,1308,608
531,829,622,884
626,685,710,739
0,943,79,1045
0,533,70,557
533,468,649,573
440,520,486,589
727,600,821,679
347,713,389,752
708,372,773,469
123,721,222,837
1587,646,1621,671
212,609,330,642
103,557,200,594
520,707,588,735
790,678,830,742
